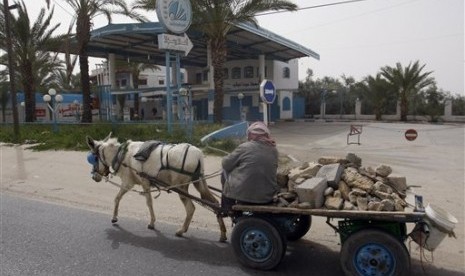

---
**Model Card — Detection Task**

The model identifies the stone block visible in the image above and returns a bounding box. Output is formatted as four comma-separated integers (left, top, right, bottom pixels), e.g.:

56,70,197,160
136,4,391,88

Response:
376,164,392,177
356,197,368,211
338,181,351,201
295,177,328,208
346,153,362,168
342,167,374,192
316,163,344,189
387,175,407,193
288,162,321,181
325,196,344,210
368,201,383,211
318,156,347,165
373,181,393,194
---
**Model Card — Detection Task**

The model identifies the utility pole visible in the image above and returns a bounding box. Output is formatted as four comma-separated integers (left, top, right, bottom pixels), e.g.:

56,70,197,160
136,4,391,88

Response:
3,0,20,142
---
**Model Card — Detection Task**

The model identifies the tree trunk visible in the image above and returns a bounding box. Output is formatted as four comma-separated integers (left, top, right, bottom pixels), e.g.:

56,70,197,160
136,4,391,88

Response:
23,63,36,122
211,38,227,123
77,14,92,123
400,94,408,121
80,54,92,123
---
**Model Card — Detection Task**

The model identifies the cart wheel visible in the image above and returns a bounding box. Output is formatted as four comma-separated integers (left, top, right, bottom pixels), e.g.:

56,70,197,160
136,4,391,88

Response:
340,229,410,276
284,215,311,241
231,217,286,270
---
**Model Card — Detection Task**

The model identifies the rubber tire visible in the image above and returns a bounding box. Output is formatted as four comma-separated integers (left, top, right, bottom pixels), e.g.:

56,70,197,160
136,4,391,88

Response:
231,217,286,270
284,215,312,241
340,229,411,276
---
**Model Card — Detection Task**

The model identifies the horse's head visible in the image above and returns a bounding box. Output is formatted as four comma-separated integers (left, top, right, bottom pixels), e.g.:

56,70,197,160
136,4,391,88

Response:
86,132,119,182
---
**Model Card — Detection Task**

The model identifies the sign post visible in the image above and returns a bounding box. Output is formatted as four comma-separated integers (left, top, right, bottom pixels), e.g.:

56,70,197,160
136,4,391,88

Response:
156,0,192,133
259,79,276,126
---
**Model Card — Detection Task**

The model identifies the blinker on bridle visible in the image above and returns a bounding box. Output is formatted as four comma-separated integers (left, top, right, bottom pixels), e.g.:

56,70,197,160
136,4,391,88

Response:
87,146,110,177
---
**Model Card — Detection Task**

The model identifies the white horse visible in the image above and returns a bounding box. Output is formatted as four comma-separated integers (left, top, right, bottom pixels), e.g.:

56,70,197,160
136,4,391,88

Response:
86,133,227,242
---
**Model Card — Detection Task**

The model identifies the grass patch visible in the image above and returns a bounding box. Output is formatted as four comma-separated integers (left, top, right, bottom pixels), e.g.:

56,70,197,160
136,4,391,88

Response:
0,122,239,152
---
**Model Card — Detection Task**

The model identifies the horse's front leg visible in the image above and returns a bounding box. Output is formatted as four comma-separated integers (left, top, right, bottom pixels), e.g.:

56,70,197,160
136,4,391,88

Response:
142,186,156,230
176,194,195,237
112,187,129,224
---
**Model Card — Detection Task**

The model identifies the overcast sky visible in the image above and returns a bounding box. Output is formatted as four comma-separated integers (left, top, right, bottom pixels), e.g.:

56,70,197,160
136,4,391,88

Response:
25,0,464,96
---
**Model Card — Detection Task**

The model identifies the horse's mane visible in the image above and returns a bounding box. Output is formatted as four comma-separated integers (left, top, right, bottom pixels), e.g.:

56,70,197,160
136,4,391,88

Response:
106,137,119,146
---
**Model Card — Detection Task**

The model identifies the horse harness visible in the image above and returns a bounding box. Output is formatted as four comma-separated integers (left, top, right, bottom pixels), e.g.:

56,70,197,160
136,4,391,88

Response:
100,140,202,183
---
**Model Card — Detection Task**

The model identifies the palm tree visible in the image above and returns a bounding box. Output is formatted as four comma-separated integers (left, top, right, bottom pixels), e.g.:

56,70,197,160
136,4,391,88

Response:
358,74,394,120
134,0,298,123
1,1,65,122
61,0,146,123
381,60,434,121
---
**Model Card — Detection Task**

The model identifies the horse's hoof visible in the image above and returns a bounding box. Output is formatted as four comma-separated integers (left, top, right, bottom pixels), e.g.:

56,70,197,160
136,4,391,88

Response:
219,236,228,243
148,225,155,230
111,218,118,223
175,231,184,237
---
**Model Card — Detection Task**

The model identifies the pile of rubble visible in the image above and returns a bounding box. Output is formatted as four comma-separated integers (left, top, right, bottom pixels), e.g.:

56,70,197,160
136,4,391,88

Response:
276,153,410,211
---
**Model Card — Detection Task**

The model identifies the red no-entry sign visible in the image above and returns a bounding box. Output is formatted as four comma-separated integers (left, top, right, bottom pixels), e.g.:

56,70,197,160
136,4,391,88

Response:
405,129,418,141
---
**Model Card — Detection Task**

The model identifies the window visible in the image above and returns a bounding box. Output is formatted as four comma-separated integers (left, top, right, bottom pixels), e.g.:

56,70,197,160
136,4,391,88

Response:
203,70,208,81
244,66,254,78
158,78,165,85
283,67,290,78
121,79,127,87
196,73,202,84
283,97,291,111
232,67,241,79
138,79,148,86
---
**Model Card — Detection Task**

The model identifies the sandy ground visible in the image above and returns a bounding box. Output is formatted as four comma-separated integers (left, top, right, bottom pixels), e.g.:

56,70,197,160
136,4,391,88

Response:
1,121,464,273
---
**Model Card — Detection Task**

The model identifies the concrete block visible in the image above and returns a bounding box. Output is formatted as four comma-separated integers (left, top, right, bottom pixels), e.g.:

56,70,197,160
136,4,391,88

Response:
295,177,328,208
316,163,344,189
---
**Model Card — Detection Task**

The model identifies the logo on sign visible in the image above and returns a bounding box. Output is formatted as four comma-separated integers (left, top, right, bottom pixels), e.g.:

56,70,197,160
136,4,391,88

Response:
260,79,276,104
156,0,192,34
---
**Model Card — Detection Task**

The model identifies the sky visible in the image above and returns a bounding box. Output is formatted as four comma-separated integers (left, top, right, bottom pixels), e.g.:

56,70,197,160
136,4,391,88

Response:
23,0,465,96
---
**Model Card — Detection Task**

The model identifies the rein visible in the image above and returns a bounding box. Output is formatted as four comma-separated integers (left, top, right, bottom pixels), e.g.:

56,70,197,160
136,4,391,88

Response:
103,163,223,198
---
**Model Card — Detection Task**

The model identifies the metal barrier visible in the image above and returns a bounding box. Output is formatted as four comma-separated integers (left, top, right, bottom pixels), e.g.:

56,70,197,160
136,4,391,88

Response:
347,125,362,145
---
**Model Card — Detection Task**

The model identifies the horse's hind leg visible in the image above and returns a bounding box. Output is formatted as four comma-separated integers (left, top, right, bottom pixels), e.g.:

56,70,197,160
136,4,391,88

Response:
142,186,156,230
176,194,195,237
194,178,227,242
112,187,129,224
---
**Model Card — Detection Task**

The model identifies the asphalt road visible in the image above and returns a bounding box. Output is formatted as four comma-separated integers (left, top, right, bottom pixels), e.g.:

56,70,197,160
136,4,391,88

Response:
3,194,463,276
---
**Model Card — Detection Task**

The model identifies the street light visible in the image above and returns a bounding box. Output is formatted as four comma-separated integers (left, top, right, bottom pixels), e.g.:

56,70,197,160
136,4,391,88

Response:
237,92,245,121
43,88,63,133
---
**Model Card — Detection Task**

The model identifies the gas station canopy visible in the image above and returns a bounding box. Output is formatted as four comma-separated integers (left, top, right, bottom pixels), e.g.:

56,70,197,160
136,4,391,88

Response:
77,21,319,67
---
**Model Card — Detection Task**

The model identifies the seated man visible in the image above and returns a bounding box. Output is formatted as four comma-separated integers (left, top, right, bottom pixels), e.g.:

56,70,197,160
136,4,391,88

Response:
221,121,279,213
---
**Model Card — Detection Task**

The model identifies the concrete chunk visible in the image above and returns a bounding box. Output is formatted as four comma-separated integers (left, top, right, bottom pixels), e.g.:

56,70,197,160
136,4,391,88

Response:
295,177,328,208
316,163,344,189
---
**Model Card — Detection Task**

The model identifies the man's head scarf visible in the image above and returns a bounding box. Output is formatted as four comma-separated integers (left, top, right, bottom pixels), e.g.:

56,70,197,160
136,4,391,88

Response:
247,121,276,146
